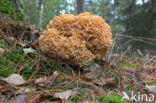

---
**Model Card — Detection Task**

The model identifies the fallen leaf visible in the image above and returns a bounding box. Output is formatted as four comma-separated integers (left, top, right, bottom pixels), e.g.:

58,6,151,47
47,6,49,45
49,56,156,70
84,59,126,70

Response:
34,71,59,85
54,90,78,102
17,87,36,93
145,85,156,93
7,95,27,103
23,48,36,54
0,74,26,85
53,71,59,78
34,77,48,85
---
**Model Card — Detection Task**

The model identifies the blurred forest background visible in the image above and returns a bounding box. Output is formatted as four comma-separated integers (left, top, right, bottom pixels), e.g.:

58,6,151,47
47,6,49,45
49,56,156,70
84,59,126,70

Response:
0,0,156,54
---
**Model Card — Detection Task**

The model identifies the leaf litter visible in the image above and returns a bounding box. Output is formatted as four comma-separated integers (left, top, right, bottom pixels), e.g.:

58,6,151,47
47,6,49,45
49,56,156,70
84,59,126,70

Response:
0,74,26,86
0,50,156,103
0,18,156,102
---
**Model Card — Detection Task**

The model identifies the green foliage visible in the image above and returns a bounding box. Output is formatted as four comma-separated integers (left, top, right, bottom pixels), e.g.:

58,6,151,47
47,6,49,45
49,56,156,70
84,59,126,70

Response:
85,0,156,51
145,82,156,85
0,58,15,77
0,38,64,78
69,95,83,103
0,39,6,48
20,0,156,51
0,40,15,77
22,0,71,28
0,39,32,77
0,47,29,77
115,0,156,50
98,94,128,103
121,63,138,70
85,0,124,33
6,50,29,63
0,0,25,20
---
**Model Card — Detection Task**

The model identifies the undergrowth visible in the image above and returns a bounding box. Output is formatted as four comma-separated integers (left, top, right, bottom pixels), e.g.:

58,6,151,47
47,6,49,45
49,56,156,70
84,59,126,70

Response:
0,38,155,103
0,0,25,20
0,39,63,78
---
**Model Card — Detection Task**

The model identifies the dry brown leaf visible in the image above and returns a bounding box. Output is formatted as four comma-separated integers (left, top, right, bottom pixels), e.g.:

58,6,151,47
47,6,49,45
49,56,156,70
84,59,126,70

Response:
6,95,27,103
34,77,48,85
54,90,78,102
0,74,26,85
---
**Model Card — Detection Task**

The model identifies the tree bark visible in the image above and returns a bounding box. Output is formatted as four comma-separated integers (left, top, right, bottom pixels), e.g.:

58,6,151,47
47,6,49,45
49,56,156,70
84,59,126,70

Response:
11,0,21,8
38,0,44,27
77,0,84,14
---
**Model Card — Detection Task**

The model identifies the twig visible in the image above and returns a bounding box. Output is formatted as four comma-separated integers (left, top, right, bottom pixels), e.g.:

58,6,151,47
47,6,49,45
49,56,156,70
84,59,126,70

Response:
116,33,156,42
107,33,118,62
143,56,156,66
79,80,106,94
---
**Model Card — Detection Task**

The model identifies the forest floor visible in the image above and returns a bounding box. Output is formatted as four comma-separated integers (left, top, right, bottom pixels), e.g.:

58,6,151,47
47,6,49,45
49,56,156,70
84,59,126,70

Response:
0,17,156,103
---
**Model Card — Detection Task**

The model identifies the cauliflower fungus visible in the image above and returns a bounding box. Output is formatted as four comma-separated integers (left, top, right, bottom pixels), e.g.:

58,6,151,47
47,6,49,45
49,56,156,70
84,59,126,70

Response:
39,12,112,67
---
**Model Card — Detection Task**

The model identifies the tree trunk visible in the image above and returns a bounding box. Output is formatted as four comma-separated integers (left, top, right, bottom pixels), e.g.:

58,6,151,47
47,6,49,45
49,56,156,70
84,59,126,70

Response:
77,0,84,14
38,0,44,27
11,0,22,8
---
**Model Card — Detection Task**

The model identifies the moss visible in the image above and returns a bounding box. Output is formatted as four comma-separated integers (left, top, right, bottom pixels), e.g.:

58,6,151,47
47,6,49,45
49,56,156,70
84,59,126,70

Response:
0,0,25,20
0,69,16,77
0,39,29,77
69,95,83,103
98,94,127,103
0,38,65,78
0,39,7,48
5,48,29,63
